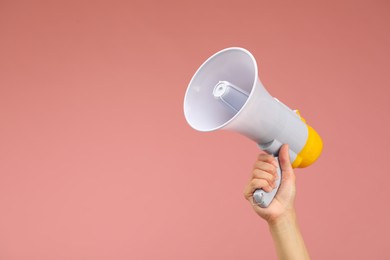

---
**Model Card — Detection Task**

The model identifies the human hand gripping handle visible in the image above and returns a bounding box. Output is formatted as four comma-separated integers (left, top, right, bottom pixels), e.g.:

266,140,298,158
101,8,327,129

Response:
244,144,296,222
244,144,310,259
253,157,282,208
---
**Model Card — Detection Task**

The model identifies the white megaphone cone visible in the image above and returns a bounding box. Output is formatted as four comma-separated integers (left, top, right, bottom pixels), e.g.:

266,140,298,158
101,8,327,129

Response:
183,47,323,207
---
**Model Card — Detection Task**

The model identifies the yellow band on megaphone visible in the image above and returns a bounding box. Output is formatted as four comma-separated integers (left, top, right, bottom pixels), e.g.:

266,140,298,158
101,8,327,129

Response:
292,124,323,168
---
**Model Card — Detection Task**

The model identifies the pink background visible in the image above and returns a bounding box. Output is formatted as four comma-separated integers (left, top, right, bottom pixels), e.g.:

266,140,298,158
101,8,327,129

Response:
1,0,389,259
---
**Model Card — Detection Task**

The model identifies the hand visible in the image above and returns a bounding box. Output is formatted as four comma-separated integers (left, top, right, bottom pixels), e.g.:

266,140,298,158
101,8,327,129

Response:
243,144,296,224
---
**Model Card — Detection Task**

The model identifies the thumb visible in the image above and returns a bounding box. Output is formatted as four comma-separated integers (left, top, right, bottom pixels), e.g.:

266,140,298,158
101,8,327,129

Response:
279,144,294,178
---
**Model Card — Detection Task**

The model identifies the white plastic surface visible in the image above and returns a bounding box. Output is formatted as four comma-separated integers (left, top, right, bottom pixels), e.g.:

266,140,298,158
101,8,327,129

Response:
213,81,249,113
259,139,297,164
183,47,309,157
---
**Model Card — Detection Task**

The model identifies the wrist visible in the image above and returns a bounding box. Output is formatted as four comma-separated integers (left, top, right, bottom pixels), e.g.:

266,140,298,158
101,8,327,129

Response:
267,209,297,231
267,210,310,260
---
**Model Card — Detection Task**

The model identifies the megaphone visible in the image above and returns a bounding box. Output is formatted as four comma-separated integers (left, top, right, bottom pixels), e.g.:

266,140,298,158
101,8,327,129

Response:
183,47,323,207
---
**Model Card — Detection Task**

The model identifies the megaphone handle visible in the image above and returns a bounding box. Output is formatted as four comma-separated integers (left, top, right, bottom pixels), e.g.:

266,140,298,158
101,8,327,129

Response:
253,157,282,208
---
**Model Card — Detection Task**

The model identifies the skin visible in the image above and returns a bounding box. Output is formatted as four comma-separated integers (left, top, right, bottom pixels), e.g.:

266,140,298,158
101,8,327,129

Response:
243,144,310,260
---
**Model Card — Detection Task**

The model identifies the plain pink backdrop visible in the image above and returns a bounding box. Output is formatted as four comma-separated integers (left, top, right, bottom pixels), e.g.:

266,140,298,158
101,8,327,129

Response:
1,0,389,259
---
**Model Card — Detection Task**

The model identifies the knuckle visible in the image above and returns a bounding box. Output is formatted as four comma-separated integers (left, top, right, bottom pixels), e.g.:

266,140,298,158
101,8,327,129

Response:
252,168,262,177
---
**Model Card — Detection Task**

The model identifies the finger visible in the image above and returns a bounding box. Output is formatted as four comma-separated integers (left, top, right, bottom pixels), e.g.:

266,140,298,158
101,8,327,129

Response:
244,178,269,199
251,179,273,193
252,161,278,178
252,168,277,187
279,144,294,178
257,153,278,168
244,178,273,200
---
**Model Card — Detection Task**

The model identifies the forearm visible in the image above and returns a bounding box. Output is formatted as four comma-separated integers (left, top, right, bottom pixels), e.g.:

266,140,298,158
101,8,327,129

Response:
268,211,310,260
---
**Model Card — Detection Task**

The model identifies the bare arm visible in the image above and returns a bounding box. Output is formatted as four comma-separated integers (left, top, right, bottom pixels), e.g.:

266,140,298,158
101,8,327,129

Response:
243,144,310,260
268,210,309,260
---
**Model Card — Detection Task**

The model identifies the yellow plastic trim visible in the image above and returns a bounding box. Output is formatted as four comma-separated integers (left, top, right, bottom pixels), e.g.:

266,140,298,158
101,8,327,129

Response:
292,113,323,168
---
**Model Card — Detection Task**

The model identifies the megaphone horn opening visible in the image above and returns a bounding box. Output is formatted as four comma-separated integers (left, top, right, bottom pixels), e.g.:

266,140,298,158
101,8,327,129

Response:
183,47,258,132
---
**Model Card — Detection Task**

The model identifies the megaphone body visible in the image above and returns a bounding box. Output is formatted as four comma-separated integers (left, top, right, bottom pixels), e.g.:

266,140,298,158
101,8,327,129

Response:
183,47,322,207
